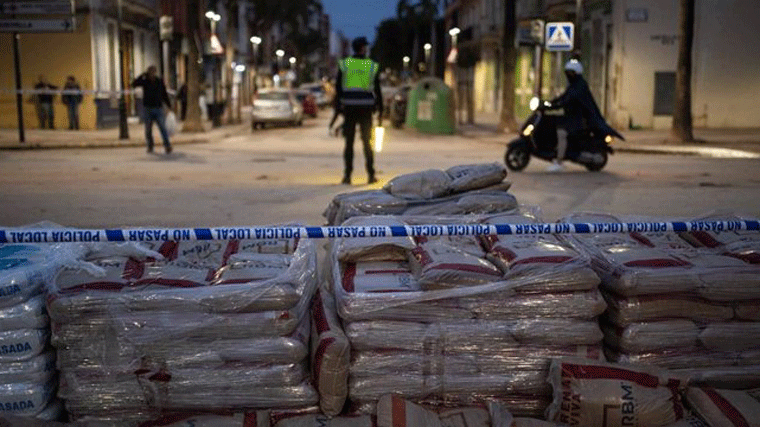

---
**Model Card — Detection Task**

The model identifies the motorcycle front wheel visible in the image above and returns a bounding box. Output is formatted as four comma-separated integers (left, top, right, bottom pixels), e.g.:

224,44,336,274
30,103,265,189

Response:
505,140,531,171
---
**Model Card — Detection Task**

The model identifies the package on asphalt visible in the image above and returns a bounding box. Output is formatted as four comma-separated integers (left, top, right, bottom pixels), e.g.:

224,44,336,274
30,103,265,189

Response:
547,357,688,427
445,163,507,194
311,288,350,417
686,387,760,427
323,164,516,225
383,169,454,200
48,237,319,418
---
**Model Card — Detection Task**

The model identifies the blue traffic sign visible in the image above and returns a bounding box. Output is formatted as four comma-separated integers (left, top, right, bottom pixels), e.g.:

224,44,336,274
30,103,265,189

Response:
546,22,574,51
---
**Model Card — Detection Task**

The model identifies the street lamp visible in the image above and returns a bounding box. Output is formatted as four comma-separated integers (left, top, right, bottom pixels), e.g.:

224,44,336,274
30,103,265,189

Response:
205,10,222,126
249,36,262,95
289,57,296,66
424,43,432,75
448,27,460,45
403,55,410,79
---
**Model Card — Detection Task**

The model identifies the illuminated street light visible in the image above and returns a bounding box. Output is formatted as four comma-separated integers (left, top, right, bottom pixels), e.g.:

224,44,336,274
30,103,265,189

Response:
403,56,410,64
289,57,296,65
250,36,262,45
276,49,285,58
235,64,246,73
448,27,460,45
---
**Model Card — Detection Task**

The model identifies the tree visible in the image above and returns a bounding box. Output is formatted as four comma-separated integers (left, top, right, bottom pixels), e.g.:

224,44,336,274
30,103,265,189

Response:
499,0,518,132
221,0,239,124
672,0,695,142
371,18,407,70
183,0,204,133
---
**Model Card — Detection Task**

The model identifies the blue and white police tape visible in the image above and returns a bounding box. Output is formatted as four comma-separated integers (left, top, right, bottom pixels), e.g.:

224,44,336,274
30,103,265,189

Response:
0,219,758,244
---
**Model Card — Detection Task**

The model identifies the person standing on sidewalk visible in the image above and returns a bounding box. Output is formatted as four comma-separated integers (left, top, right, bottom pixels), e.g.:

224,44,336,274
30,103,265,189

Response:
335,37,382,185
33,75,57,129
61,76,83,130
132,66,172,154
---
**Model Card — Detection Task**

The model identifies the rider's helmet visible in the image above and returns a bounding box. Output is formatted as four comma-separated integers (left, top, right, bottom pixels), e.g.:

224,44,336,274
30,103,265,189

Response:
564,59,583,75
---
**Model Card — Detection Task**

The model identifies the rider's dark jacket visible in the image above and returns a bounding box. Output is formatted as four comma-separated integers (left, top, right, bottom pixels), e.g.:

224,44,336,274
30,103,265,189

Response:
549,73,614,136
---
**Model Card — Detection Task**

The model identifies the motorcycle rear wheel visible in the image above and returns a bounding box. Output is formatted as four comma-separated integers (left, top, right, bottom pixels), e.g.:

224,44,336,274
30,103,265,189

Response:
505,141,531,171
585,151,608,172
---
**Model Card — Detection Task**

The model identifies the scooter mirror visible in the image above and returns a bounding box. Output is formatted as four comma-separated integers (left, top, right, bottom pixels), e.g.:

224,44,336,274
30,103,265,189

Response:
529,97,540,111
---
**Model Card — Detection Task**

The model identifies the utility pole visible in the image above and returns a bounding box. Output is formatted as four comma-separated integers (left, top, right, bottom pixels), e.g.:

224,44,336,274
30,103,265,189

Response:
117,0,129,139
12,33,24,143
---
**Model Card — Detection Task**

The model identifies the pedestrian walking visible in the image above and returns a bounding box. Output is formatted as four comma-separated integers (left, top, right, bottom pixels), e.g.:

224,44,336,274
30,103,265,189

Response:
132,65,173,154
335,36,382,185
33,75,57,129
61,76,83,130
328,104,343,137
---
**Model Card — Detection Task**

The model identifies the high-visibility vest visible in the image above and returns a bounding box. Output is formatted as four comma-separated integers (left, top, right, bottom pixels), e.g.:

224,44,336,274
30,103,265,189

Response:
339,57,378,106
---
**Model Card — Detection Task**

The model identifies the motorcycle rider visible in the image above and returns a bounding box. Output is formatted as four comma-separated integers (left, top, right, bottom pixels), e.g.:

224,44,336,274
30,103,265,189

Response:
544,59,612,171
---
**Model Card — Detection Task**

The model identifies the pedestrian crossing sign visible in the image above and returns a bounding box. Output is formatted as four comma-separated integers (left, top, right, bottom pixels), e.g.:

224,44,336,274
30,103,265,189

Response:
545,22,574,51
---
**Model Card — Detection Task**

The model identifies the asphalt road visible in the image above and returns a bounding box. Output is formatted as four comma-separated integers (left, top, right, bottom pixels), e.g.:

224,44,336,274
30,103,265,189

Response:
0,113,758,228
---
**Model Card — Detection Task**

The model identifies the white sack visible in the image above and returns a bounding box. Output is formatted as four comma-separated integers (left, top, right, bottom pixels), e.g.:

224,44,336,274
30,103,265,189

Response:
311,289,350,416
446,163,507,194
383,169,452,200
686,387,760,427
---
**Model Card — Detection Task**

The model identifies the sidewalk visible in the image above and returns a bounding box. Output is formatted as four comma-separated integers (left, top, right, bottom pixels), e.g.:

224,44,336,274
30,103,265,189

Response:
458,111,760,158
0,120,249,150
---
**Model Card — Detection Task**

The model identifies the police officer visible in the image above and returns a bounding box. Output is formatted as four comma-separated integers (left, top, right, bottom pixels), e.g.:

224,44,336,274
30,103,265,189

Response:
335,37,382,185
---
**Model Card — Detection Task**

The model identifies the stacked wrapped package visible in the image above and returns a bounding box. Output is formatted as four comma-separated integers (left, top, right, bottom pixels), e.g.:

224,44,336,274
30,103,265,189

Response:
329,210,606,418
561,213,760,390
46,235,319,421
324,164,517,225
0,243,63,421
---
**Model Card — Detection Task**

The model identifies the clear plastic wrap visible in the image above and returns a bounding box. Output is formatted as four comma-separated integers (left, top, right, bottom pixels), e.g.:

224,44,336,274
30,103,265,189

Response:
335,217,417,263
323,187,516,225
383,169,453,200
685,387,760,427
350,345,603,377
48,239,316,321
547,357,688,426
55,315,310,370
601,319,700,353
410,241,503,289
61,380,319,417
0,244,61,309
560,212,760,300
602,290,735,325
445,163,507,194
0,379,55,417
675,365,760,389
605,347,760,370
0,296,48,331
0,329,49,362
346,319,603,352
0,351,55,384
311,289,350,417
350,370,550,402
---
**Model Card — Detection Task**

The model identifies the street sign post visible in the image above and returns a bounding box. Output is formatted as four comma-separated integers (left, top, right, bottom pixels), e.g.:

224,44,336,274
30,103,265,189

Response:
545,22,574,52
0,0,75,143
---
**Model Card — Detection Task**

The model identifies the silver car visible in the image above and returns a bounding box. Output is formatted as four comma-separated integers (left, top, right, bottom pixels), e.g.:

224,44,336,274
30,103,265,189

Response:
252,89,304,130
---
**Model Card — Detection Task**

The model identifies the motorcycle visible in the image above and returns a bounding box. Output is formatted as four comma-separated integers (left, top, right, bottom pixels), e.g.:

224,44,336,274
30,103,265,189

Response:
504,97,625,172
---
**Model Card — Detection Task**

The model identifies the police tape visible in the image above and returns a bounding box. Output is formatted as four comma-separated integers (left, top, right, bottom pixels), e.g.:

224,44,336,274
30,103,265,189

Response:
0,219,758,244
0,88,177,96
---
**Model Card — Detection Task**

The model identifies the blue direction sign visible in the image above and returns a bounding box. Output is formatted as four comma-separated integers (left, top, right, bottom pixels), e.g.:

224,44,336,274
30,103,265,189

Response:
545,22,574,52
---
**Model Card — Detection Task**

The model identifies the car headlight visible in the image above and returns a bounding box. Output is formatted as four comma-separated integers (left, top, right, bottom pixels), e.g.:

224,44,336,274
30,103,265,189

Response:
522,124,534,137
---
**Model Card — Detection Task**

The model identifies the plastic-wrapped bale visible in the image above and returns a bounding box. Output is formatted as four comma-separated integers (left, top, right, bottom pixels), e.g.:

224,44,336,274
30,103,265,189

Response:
0,243,66,421
330,213,606,415
311,289,350,417
561,212,760,390
686,387,760,427
47,237,318,420
323,164,516,225
547,357,688,426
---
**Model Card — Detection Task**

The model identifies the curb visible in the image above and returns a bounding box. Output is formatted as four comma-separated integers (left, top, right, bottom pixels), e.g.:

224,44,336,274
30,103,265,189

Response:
0,138,210,151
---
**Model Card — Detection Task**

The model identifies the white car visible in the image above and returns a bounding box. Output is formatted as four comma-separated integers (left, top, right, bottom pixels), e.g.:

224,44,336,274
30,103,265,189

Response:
252,89,304,130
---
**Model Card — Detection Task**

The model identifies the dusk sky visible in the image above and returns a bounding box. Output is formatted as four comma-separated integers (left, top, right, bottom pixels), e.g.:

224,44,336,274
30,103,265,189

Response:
322,0,398,43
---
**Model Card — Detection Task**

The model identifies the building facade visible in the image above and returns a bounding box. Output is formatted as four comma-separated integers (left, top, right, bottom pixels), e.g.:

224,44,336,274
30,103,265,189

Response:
0,0,160,130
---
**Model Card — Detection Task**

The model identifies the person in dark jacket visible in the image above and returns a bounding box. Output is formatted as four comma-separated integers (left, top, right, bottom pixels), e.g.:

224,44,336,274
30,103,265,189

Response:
61,76,83,130
545,60,610,171
132,66,172,154
335,36,383,185
33,75,57,129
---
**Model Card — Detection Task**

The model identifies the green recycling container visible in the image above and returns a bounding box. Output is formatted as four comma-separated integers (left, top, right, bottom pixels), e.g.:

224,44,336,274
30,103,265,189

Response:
405,77,455,134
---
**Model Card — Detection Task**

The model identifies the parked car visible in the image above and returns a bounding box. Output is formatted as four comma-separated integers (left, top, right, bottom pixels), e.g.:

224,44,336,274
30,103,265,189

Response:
299,83,330,108
295,90,318,118
252,89,303,130
389,84,412,128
